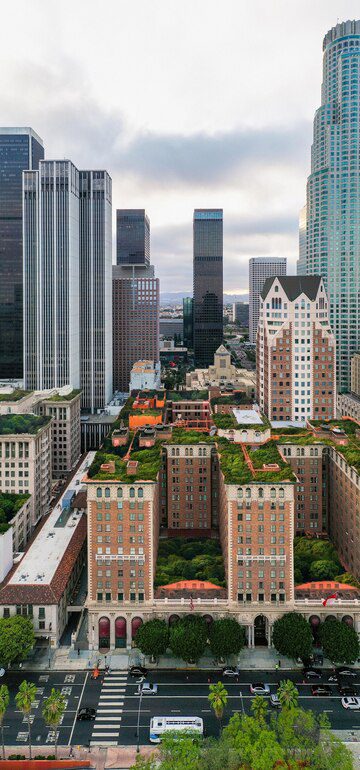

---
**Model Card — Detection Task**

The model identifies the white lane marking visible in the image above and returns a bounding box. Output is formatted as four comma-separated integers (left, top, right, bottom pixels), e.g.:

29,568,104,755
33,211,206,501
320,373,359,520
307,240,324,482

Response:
98,709,124,713
91,732,119,737
95,717,122,722
68,672,88,747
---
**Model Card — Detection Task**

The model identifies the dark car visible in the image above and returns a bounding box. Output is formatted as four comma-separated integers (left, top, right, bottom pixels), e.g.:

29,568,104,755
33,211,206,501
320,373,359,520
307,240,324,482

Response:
129,665,148,678
338,684,357,696
303,668,322,680
311,685,331,696
77,707,96,721
336,668,357,678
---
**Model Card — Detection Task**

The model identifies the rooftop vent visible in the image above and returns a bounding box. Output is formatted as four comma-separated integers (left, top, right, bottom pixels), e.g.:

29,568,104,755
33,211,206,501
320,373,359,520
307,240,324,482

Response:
127,460,139,476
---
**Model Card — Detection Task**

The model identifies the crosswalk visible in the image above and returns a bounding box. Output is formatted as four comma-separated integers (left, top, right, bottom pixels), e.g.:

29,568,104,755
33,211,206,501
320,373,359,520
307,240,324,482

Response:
90,670,127,747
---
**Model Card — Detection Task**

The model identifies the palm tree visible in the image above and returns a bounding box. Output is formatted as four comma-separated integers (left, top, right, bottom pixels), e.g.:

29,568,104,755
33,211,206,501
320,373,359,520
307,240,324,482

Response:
277,679,299,710
208,681,228,733
0,685,9,759
15,680,37,759
42,688,66,757
251,695,268,725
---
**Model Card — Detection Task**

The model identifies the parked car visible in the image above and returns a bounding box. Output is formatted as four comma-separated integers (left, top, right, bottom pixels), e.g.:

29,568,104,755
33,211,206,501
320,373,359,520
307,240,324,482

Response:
222,667,240,678
270,694,281,708
249,683,270,695
302,668,322,680
311,685,331,696
0,669,5,678
341,696,360,710
137,682,158,695
338,684,357,696
336,668,357,678
129,666,148,678
77,707,96,721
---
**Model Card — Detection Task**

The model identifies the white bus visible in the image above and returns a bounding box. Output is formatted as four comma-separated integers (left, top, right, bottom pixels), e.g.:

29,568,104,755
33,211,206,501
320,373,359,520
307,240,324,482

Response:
149,716,204,744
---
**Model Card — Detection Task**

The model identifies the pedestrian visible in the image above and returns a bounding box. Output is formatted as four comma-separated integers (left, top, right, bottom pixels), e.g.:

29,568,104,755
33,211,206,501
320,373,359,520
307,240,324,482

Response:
275,663,279,672
278,659,281,669
77,648,80,657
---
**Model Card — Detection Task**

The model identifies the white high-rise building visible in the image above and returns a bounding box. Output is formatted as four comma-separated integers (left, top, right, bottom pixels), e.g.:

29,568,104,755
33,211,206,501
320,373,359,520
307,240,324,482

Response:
256,275,336,422
249,257,287,343
23,161,112,411
302,20,360,392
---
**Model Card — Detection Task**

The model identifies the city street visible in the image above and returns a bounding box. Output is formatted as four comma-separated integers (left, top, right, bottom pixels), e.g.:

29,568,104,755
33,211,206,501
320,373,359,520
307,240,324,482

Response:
2,667,359,748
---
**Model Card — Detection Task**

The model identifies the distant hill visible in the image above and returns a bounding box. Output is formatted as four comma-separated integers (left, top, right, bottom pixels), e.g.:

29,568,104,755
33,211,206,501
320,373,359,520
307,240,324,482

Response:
160,292,249,305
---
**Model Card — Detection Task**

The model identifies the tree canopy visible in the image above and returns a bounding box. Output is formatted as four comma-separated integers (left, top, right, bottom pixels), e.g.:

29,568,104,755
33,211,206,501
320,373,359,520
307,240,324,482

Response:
135,619,169,658
169,615,208,663
272,612,313,660
209,618,245,660
319,619,360,664
294,537,342,584
0,616,35,666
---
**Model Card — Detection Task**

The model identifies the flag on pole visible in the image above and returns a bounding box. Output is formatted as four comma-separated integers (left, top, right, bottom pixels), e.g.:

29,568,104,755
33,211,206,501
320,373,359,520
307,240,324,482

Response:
322,592,338,607
190,596,194,611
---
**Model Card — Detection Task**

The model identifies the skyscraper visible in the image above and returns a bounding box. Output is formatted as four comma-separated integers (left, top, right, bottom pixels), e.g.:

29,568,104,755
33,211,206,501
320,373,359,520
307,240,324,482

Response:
249,257,287,343
112,264,160,392
23,161,112,409
79,171,113,411
302,20,360,391
182,297,194,348
116,209,150,266
193,209,223,366
256,275,336,422
0,128,44,378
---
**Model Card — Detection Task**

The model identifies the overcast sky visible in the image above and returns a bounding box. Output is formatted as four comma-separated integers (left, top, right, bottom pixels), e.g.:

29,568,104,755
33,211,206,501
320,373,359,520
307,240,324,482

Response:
1,0,359,292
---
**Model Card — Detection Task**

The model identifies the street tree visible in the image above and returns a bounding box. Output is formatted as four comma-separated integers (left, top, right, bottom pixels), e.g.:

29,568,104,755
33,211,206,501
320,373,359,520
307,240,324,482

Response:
0,616,35,667
42,688,66,757
208,681,228,733
277,679,299,710
272,612,313,660
15,680,37,759
250,695,268,725
0,685,9,760
169,615,207,663
135,619,169,660
319,619,360,664
209,618,245,660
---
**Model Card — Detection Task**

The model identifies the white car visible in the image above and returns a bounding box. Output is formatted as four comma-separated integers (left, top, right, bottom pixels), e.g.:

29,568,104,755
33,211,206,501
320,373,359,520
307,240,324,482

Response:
137,682,158,695
0,669,5,678
250,683,270,696
341,696,360,710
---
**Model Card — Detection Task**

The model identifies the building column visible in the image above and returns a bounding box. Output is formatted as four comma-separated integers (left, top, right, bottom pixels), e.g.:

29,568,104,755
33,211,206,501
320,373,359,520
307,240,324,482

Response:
110,616,116,650
91,614,98,651
126,616,132,649
248,625,254,647
268,623,272,647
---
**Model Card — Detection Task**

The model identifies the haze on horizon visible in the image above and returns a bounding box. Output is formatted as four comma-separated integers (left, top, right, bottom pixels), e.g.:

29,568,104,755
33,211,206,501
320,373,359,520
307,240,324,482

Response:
1,0,359,292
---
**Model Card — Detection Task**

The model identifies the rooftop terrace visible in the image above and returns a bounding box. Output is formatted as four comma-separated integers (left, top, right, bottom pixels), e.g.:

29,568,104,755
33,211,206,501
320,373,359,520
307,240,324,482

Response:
0,389,32,402
217,438,296,485
0,413,52,435
45,388,81,402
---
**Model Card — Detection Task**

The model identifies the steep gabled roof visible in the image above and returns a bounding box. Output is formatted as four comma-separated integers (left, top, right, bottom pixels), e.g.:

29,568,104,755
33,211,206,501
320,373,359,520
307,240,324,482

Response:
261,275,322,302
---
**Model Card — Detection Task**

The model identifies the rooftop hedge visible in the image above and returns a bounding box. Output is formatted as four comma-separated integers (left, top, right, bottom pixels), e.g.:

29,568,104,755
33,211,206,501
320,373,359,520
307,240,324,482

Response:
0,414,51,435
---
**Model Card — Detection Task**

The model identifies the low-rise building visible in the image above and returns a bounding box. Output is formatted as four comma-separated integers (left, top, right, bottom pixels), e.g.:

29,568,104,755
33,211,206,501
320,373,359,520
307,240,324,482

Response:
337,392,360,423
186,345,255,396
129,360,162,393
0,492,32,555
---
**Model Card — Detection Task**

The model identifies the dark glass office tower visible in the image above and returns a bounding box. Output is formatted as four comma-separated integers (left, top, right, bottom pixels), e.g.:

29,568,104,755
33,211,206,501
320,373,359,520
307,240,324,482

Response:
0,128,44,378
183,297,194,349
116,209,150,265
193,209,223,366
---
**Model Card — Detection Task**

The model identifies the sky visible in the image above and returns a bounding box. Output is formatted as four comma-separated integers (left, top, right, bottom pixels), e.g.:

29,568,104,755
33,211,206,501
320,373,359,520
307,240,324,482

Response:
1,0,359,293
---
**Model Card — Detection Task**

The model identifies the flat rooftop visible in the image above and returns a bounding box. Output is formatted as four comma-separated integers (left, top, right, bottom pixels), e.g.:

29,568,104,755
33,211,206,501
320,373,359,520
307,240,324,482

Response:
0,413,51,435
271,420,307,429
8,452,95,587
232,408,263,425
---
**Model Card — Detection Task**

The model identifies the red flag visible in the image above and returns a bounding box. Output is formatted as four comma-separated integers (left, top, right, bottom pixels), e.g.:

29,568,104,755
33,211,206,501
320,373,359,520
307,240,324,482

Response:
322,592,338,606
190,596,194,611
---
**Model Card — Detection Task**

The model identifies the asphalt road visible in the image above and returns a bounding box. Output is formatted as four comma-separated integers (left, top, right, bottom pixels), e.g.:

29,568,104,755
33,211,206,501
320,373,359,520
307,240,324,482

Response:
2,668,360,748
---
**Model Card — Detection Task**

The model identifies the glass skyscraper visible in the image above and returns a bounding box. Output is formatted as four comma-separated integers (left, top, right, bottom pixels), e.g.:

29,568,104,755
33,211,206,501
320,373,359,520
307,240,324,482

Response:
116,209,150,265
193,209,223,367
301,20,360,391
0,128,44,378
183,297,194,349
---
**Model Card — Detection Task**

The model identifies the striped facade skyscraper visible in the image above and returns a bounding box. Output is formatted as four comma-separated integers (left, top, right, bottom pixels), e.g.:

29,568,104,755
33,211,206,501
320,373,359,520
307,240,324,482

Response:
300,20,360,391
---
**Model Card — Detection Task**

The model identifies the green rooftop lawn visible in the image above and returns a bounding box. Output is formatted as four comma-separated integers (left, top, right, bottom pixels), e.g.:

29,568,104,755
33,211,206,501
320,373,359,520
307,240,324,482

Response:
167,390,209,402
217,438,253,484
168,428,215,445
211,393,253,407
217,437,296,485
0,389,32,402
0,492,30,534
212,413,238,429
46,389,81,402
88,442,162,482
309,418,358,436
248,441,296,482
0,414,51,435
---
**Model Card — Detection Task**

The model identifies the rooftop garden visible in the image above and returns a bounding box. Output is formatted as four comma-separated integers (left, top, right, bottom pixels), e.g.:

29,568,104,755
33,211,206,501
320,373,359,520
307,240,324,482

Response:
211,393,252,407
248,441,296,482
217,437,296,484
87,441,162,482
212,412,238,429
155,538,225,588
167,390,209,402
309,418,359,436
0,492,30,534
46,389,81,402
0,389,32,402
168,428,215,445
0,414,51,435
217,438,252,484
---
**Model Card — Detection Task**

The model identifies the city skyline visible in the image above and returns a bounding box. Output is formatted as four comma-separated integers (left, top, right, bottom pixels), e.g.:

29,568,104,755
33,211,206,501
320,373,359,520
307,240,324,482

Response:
1,1,359,292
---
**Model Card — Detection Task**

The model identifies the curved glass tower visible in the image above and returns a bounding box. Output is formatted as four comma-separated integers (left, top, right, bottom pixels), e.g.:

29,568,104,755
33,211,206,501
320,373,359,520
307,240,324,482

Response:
302,20,360,392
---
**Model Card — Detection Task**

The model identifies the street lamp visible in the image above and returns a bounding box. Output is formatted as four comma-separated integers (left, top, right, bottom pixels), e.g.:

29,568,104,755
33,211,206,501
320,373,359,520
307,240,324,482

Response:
135,680,144,753
239,690,245,715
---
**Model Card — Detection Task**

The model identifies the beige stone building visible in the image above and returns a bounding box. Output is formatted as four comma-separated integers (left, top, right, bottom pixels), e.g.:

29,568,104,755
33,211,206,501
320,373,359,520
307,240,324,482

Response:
186,345,256,396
